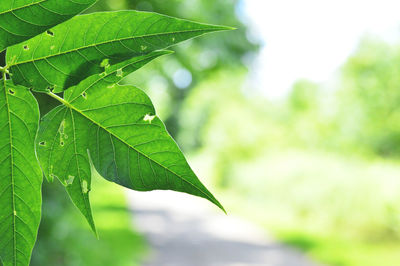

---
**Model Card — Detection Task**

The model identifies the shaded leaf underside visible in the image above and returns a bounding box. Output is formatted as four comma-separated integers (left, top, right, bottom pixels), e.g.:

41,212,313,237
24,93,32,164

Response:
0,80,42,266
0,0,96,51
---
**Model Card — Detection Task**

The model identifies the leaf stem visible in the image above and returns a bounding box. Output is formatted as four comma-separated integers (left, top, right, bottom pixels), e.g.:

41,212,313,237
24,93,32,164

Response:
46,92,71,107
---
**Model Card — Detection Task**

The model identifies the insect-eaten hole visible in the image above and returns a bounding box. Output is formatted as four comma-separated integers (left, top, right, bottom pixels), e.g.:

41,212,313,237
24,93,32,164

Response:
66,175,75,186
81,92,87,99
100,58,110,69
39,141,46,146
81,180,89,193
116,68,123,77
46,30,54,37
60,141,64,146
143,114,156,123
8,89,14,95
23,45,29,50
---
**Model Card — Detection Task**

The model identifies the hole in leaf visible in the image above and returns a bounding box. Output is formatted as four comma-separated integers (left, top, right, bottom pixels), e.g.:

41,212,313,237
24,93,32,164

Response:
49,173,58,181
100,58,110,69
81,92,87,99
46,30,54,37
60,141,64,146
59,120,65,134
8,89,14,95
82,180,89,193
66,175,75,185
116,68,123,77
23,45,29,50
39,141,46,146
143,114,156,123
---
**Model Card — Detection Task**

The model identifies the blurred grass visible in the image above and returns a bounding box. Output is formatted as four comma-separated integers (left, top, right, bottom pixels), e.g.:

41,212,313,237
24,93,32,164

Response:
209,149,400,266
32,176,147,266
180,65,400,266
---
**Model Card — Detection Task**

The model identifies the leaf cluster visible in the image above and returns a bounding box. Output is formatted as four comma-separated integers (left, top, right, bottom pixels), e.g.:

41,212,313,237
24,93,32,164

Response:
0,1,229,265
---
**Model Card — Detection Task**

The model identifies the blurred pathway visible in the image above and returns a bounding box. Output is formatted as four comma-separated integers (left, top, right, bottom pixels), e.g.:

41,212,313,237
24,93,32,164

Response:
128,191,317,266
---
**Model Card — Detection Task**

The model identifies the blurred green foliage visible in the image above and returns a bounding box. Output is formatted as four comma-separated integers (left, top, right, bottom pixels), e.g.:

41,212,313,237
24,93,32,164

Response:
178,37,400,266
338,39,400,157
9,0,400,265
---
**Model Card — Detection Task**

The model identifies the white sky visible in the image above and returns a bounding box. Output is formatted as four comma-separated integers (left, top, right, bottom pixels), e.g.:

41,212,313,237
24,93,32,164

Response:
241,0,400,99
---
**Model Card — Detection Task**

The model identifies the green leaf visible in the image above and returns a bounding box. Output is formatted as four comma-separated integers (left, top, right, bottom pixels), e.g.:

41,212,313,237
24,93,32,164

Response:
0,0,97,52
35,51,173,230
6,10,232,92
36,54,224,228
0,79,42,266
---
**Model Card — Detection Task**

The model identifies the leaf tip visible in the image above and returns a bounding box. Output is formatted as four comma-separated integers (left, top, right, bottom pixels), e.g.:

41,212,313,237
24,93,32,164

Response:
208,24,237,32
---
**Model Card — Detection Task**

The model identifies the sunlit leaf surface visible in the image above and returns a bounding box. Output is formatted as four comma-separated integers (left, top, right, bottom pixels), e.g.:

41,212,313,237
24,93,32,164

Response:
6,10,231,92
0,79,42,266
36,52,224,228
0,0,96,51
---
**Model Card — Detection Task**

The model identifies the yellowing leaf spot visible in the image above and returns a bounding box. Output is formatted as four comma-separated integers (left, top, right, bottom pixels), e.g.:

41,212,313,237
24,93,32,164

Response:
50,45,55,50
13,210,17,216
141,45,147,51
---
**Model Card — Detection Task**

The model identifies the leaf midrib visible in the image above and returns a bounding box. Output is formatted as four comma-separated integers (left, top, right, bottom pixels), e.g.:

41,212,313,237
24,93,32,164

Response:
0,0,47,16
47,92,216,204
10,28,220,66
2,78,16,265
66,52,169,103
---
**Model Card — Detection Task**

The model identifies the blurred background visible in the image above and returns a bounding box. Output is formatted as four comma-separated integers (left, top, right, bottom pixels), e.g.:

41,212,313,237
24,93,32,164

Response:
30,0,400,265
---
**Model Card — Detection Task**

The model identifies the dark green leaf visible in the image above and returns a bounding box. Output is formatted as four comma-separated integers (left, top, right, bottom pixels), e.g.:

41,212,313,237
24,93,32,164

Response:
6,10,232,92
0,0,97,52
0,79,42,266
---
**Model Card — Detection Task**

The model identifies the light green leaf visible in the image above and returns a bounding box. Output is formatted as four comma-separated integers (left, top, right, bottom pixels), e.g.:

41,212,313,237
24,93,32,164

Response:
6,10,232,92
36,56,225,228
35,51,173,230
0,79,42,266
0,0,97,52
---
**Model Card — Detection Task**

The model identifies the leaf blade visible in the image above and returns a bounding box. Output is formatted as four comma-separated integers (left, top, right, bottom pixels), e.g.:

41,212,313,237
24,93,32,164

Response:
0,79,42,266
37,70,225,224
0,0,97,51
35,51,172,229
7,10,231,92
